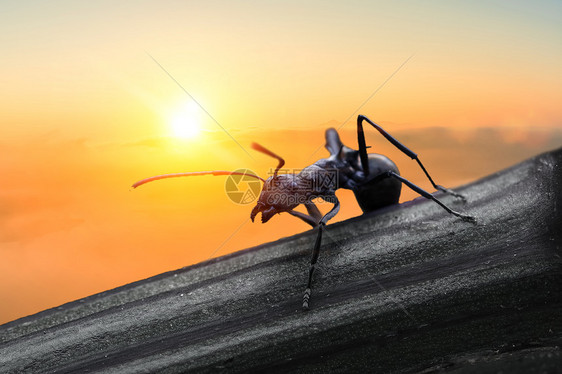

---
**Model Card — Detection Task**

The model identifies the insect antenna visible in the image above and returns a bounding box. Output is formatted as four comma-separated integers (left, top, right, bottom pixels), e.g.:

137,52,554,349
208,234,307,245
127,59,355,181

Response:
132,170,265,189
251,143,285,177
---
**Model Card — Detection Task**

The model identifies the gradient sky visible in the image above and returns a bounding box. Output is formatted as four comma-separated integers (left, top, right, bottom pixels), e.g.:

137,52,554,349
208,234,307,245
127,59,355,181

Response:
1,0,561,324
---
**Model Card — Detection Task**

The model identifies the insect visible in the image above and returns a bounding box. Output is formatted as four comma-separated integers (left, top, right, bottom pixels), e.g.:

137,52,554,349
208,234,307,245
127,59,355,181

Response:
133,115,476,309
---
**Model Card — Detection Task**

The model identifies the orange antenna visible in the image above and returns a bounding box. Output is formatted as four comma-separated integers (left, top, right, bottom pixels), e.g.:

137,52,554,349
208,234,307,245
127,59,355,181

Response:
251,142,285,177
132,170,265,189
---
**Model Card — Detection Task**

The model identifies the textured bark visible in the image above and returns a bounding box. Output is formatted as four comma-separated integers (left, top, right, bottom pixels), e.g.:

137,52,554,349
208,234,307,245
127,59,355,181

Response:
1,148,561,373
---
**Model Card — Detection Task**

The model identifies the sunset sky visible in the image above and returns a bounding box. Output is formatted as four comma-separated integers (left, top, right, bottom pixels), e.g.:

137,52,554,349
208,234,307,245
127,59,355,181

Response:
1,0,561,324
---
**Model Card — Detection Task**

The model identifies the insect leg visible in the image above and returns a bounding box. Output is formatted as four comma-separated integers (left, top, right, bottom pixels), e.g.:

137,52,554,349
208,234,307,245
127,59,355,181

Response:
379,171,475,223
356,115,466,200
287,210,318,228
303,195,340,310
305,201,322,224
285,201,323,228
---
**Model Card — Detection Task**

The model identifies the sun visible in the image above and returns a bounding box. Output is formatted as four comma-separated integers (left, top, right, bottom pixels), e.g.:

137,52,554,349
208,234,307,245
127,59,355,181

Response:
169,101,202,140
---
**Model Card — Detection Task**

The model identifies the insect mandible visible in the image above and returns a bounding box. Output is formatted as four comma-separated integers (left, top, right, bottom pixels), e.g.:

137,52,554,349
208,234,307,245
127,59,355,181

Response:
132,115,476,309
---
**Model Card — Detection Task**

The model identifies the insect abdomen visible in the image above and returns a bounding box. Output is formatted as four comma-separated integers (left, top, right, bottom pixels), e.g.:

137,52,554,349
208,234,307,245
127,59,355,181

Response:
353,154,402,213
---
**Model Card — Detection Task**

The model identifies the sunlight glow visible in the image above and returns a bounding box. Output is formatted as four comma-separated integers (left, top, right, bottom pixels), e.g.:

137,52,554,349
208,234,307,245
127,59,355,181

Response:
169,101,202,140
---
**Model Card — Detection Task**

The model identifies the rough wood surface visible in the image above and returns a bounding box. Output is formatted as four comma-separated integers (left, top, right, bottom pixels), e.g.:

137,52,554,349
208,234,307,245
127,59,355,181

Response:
1,148,561,373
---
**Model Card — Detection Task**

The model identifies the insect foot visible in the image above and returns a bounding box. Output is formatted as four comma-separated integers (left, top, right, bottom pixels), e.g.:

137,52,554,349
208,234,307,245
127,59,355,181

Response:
460,214,477,224
302,288,311,310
